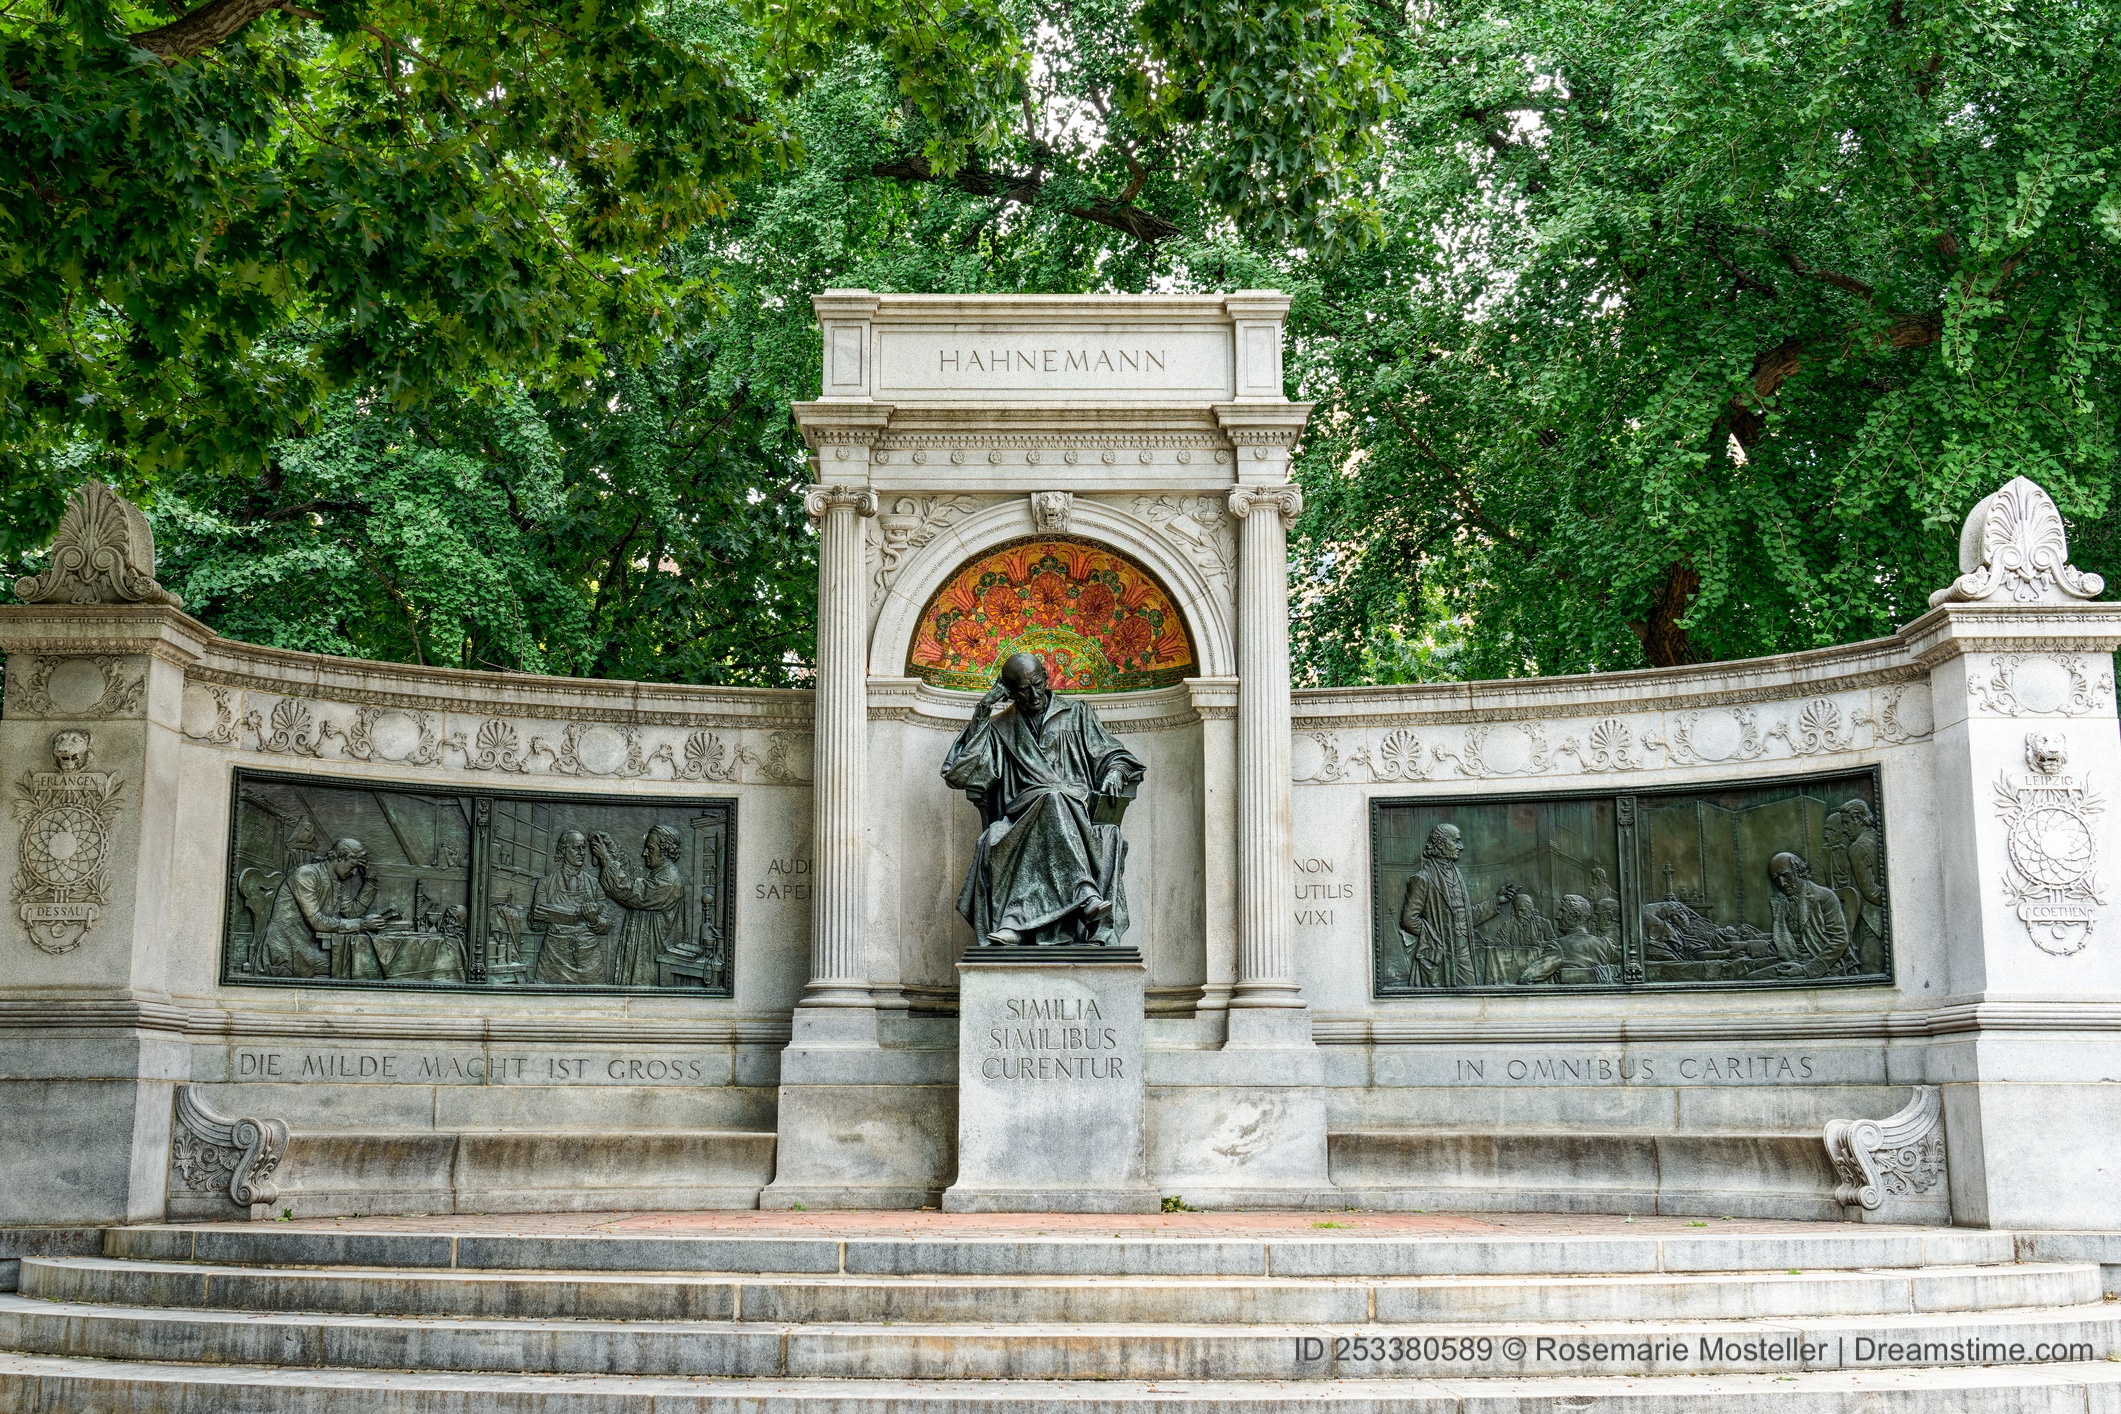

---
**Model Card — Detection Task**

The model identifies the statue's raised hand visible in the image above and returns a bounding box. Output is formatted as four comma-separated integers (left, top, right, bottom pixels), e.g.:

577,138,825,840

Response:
973,683,1011,721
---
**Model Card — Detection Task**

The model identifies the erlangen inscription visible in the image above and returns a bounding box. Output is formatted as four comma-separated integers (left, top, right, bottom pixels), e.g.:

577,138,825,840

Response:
1295,856,1355,927
938,347,1168,376
979,996,1126,1081
756,856,813,902
229,1047,731,1085
1449,1053,1820,1083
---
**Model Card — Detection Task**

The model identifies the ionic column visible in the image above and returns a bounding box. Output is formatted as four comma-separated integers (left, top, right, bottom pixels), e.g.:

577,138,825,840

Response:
1226,483,1307,1027
801,481,878,1011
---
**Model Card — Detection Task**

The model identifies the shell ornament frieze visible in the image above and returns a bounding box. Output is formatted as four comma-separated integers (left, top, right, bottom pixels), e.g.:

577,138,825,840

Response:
9,654,147,718
1294,690,1934,785
177,686,812,787
1969,653,2115,717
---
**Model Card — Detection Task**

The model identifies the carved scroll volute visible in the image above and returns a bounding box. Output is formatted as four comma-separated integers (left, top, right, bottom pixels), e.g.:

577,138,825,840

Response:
171,1084,289,1210
14,480,183,608
1930,475,2104,609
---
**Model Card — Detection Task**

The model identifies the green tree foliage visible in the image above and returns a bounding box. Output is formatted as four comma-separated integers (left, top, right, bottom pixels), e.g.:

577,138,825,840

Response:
15,0,2115,693
1288,0,2121,682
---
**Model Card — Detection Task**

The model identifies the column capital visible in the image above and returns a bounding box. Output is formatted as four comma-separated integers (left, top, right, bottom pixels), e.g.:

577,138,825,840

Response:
1227,485,1304,528
803,485,880,522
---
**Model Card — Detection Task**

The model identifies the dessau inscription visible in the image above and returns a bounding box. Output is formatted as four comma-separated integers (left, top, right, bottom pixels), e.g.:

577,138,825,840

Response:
980,997,1125,1081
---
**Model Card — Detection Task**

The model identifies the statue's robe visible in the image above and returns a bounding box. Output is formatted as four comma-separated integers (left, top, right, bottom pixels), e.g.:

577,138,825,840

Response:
530,862,614,985
942,696,1143,945
1397,861,1494,988
259,861,379,979
604,856,686,986
1766,878,1852,979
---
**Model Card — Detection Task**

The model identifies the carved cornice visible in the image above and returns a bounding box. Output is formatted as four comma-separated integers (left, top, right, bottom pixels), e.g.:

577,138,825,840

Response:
0,603,216,669
1313,998,2121,1046
804,484,880,521
180,666,813,731
0,997,797,1046
1213,402,1314,447
790,402,893,449
1227,484,1304,527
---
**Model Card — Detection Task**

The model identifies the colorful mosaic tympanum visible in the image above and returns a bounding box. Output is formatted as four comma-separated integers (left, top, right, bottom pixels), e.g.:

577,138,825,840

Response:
908,538,1198,693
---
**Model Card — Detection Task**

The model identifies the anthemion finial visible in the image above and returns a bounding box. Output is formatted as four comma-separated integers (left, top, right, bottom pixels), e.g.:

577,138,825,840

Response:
1929,475,2104,610
13,480,183,609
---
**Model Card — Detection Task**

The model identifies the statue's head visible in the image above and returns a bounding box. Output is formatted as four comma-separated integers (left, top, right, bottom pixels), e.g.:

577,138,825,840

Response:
50,730,90,773
1556,894,1593,930
1840,798,1874,829
1511,891,1539,919
557,830,588,866
2027,731,2068,777
643,824,682,867
1422,823,1463,863
327,838,370,880
1768,851,1812,898
999,652,1051,717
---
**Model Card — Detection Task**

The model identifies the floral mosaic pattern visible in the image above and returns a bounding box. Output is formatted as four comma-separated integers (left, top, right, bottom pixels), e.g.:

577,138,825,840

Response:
908,538,1197,692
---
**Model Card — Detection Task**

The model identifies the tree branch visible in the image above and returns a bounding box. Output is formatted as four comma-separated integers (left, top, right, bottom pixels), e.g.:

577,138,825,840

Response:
867,154,1182,243
131,0,312,59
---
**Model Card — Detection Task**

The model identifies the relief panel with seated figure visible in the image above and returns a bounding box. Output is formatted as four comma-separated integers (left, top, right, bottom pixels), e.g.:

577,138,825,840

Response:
1370,768,1890,995
221,770,735,994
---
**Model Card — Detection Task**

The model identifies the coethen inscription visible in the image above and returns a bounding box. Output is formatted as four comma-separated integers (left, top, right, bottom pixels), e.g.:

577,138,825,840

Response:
980,995,1125,1081
939,348,1168,376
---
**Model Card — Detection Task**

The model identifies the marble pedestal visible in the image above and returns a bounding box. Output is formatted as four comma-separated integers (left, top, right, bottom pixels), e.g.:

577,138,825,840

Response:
943,953,1159,1214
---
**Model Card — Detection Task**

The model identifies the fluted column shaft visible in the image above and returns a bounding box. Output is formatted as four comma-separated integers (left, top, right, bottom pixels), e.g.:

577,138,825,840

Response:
1228,483,1305,1010
803,483,877,1007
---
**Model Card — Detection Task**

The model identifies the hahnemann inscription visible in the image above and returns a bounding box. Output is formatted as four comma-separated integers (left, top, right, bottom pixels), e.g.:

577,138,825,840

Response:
980,995,1124,1080
938,348,1169,375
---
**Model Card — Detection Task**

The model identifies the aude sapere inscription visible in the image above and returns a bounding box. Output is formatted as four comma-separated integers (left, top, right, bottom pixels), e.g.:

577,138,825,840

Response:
980,995,1125,1081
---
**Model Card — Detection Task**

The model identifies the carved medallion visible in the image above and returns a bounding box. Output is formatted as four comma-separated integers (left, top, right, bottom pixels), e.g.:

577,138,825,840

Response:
11,730,123,954
1994,731,2103,955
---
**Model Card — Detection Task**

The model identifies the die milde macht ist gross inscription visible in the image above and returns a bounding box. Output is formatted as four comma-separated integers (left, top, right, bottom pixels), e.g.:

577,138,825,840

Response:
1370,768,1891,996
220,769,735,994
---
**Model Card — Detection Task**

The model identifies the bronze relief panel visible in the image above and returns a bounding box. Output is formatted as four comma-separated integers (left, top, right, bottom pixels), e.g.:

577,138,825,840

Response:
222,769,735,994
1371,769,1890,995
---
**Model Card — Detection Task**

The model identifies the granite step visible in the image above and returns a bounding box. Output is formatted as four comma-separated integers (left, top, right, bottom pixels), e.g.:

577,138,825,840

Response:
103,1223,2018,1277
7,1353,2121,1414
3,1294,2116,1379
19,1256,2102,1324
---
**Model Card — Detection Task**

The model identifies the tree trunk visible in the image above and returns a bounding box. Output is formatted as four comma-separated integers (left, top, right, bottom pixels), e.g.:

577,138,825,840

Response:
1639,561,1701,667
